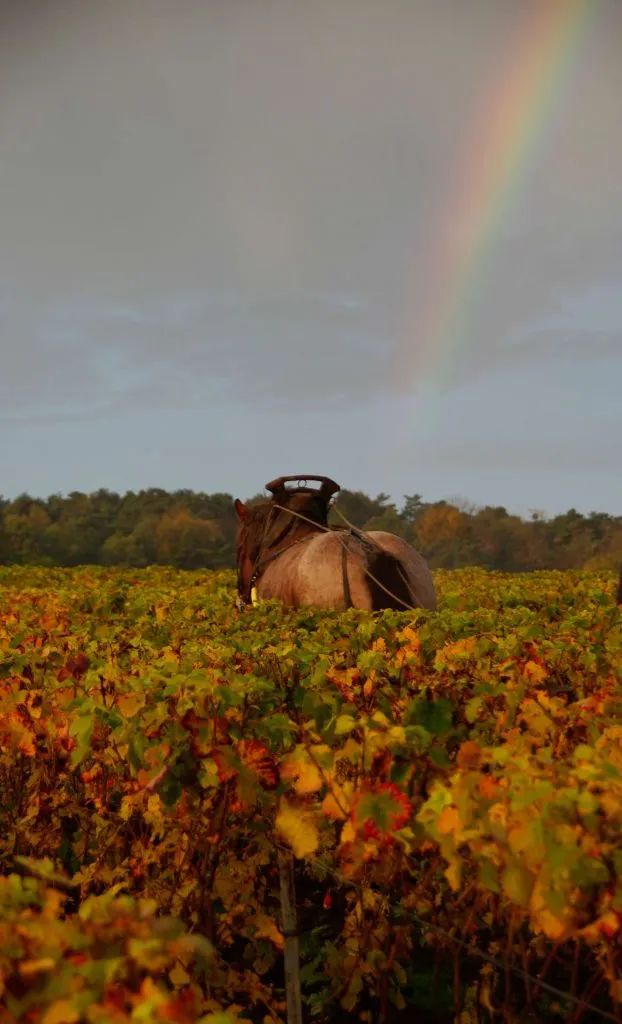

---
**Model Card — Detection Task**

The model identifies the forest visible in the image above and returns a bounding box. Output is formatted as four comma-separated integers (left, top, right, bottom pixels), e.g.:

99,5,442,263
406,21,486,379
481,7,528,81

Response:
0,487,620,572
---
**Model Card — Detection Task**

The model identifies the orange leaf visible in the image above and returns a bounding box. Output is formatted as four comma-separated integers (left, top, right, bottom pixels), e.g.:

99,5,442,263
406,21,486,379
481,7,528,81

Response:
437,806,460,836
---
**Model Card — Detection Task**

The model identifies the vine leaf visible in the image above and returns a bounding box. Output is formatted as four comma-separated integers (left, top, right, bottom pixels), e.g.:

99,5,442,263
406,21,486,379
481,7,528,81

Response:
276,800,319,858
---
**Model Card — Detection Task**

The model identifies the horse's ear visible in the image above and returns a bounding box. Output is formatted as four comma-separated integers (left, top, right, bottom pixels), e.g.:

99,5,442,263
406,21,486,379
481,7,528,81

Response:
234,498,249,521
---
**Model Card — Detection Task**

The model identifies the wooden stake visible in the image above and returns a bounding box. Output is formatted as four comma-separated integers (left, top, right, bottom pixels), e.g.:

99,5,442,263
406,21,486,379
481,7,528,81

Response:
278,849,303,1024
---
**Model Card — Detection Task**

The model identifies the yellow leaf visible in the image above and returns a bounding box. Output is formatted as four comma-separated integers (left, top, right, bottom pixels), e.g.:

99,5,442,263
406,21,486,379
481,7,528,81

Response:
371,711,390,728
601,792,622,819
276,801,319,858
477,966,496,1016
395,626,421,663
147,793,162,815
281,750,323,795
340,820,356,845
19,958,56,977
119,796,135,821
531,906,570,940
41,1001,80,1024
437,806,460,836
507,820,545,869
529,878,573,940
435,637,477,669
138,977,163,1001
169,962,191,986
253,913,284,950
117,691,146,717
388,725,406,743
445,860,462,890
396,626,420,646
335,714,356,736
524,660,547,683
488,802,508,828
580,911,620,942
501,863,533,908
322,790,348,821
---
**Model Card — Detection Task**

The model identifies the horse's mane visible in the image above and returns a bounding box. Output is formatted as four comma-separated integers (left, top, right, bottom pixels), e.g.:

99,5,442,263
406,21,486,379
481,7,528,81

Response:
238,501,272,548
245,500,273,521
239,492,330,554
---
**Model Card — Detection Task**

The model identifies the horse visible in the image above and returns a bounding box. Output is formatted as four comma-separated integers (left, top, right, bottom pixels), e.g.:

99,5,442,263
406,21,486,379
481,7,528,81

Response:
234,475,436,612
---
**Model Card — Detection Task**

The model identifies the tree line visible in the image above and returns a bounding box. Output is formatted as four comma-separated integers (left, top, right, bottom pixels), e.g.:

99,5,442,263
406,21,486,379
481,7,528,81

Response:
0,488,620,572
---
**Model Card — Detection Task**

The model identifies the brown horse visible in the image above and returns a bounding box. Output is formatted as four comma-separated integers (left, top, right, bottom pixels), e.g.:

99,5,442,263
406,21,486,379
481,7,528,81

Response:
234,475,436,612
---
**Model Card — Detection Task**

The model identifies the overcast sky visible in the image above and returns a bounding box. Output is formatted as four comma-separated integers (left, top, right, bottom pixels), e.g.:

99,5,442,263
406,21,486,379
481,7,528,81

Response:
1,0,620,517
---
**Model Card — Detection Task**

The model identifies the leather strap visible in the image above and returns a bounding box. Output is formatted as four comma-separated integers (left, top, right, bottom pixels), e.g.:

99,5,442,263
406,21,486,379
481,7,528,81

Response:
341,540,352,609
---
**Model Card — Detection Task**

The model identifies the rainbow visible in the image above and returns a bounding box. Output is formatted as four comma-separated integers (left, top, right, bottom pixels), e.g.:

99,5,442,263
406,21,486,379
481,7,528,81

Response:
394,0,594,391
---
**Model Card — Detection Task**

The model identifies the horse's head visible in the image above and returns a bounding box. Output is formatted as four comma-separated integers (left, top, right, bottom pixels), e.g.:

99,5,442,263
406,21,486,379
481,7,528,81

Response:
233,477,340,602
233,499,294,598
234,477,340,598
233,499,270,601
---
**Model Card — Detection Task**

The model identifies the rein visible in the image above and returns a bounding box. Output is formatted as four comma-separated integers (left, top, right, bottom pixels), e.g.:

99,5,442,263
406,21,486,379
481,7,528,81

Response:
238,501,416,611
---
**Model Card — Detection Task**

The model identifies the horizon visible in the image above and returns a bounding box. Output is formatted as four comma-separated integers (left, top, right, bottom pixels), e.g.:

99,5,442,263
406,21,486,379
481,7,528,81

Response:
2,481,619,524
1,1,621,515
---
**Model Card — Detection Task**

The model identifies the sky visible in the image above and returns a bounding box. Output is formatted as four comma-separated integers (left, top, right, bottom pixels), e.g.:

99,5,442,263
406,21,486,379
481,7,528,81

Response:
1,0,620,518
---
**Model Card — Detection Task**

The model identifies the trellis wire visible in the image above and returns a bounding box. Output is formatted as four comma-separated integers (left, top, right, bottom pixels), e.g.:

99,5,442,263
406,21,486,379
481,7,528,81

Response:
305,854,618,1023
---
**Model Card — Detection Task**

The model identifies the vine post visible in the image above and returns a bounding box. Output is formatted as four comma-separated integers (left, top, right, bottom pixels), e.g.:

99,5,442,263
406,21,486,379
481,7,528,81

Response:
278,848,303,1024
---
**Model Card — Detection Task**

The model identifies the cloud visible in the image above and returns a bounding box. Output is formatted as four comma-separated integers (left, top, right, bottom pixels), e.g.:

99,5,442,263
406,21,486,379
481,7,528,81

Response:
0,0,621,511
0,288,386,420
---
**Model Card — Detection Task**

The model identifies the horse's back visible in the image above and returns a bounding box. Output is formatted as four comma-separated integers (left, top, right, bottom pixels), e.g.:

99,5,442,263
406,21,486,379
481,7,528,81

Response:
260,532,374,609
259,529,435,611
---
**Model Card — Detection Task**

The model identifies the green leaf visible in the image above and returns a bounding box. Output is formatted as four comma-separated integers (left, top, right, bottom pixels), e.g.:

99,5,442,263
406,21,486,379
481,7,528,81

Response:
335,714,356,736
478,860,500,894
69,714,94,767
405,698,453,736
465,696,483,723
501,864,533,907
569,856,610,887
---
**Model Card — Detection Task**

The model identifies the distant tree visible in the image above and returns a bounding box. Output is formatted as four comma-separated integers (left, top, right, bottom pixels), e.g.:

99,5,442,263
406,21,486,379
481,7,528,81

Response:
0,497,11,562
101,516,160,567
470,506,525,571
400,494,427,524
413,503,473,568
0,487,619,572
3,502,51,564
330,490,393,528
362,505,410,538
154,507,222,568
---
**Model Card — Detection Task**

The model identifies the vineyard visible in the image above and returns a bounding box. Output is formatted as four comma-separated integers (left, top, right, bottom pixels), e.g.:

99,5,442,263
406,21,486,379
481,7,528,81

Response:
0,565,621,1023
